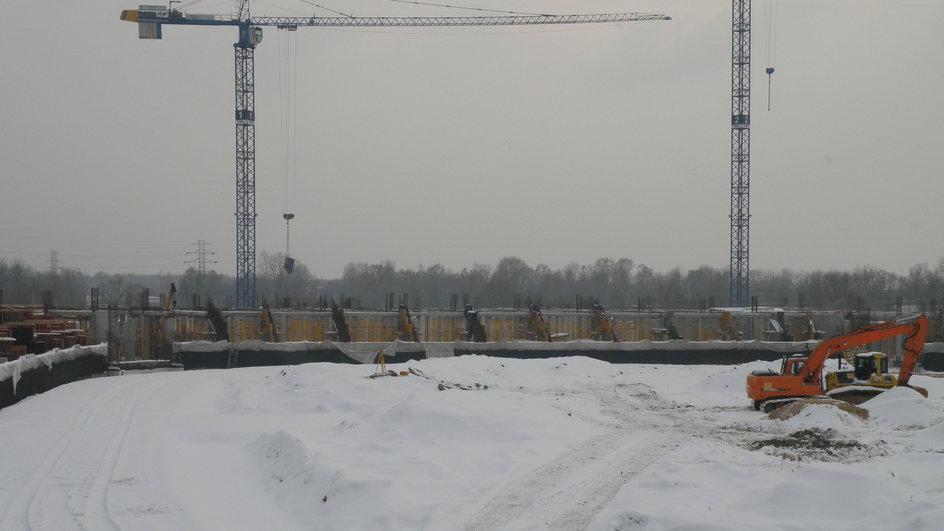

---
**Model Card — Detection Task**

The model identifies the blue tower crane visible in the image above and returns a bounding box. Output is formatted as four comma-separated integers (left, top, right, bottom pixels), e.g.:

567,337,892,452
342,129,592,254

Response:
121,2,670,309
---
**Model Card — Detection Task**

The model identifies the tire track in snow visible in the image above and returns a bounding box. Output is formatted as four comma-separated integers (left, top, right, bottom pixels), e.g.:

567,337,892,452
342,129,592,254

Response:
78,377,168,530
456,383,696,531
1,378,140,531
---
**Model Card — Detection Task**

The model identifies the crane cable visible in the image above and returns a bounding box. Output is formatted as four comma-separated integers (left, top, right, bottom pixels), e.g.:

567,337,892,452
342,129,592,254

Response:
298,0,355,18
388,0,552,17
277,27,298,262
765,0,778,111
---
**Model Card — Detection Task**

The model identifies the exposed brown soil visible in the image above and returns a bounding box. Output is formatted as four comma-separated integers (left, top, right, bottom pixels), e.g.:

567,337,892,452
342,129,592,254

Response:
768,398,869,421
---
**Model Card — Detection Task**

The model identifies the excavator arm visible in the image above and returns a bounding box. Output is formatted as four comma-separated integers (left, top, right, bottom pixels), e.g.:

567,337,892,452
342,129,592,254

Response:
798,315,927,382
163,283,177,311
898,315,927,386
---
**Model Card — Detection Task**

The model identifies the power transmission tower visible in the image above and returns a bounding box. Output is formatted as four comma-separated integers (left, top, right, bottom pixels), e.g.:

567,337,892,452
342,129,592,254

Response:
729,0,752,307
120,2,670,309
186,240,217,275
48,249,62,275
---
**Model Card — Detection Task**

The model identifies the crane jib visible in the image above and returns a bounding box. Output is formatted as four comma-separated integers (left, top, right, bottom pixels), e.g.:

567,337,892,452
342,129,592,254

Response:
251,14,671,27
124,10,670,29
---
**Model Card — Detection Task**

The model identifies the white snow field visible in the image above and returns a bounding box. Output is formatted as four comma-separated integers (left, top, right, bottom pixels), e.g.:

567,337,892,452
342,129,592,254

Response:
1,356,943,530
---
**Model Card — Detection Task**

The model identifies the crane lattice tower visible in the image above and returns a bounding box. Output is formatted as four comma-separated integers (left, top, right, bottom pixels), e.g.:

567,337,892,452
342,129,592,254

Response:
729,0,752,308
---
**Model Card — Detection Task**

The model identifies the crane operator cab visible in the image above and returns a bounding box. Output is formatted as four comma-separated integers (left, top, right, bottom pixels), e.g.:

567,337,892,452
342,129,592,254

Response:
783,355,807,377
855,352,889,382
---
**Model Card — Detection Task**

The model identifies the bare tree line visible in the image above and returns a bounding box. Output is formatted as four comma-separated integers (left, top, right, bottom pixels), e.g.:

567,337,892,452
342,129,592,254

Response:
2,255,943,313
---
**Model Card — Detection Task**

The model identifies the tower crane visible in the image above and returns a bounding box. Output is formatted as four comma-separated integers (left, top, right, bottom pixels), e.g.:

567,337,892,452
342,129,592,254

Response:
120,2,670,309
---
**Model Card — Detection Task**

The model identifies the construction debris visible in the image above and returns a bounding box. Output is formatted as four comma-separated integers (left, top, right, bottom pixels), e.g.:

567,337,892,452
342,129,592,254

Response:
408,366,487,391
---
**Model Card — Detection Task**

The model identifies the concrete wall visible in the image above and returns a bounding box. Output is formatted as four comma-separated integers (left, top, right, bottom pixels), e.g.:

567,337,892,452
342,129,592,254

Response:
81,307,941,364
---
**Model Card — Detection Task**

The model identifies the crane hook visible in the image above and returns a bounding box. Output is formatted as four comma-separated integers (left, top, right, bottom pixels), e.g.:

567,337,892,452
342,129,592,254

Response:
766,67,775,111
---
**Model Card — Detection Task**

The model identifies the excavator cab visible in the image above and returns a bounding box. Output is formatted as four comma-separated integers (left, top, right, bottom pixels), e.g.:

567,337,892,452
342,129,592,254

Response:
781,355,809,378
854,352,888,381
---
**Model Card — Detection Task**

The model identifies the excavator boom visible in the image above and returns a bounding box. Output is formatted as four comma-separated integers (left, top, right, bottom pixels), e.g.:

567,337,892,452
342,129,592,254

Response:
797,315,927,382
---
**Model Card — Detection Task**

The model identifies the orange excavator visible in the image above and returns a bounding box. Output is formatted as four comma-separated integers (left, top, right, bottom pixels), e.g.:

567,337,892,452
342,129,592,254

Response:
747,314,928,412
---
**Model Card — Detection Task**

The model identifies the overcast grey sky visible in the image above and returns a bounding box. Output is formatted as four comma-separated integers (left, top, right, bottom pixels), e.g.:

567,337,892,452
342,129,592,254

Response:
1,0,942,278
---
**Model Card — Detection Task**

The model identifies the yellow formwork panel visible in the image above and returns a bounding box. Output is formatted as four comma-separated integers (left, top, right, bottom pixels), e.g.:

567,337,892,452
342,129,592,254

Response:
444,318,458,342
640,323,654,341
702,326,719,341
488,318,501,341
350,317,362,342
617,321,636,342
350,317,360,342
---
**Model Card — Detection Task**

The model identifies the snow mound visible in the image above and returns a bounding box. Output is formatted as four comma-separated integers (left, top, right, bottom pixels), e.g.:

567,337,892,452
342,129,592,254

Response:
249,430,401,529
773,399,867,432
411,354,625,391
623,363,763,409
864,386,944,429
589,440,936,531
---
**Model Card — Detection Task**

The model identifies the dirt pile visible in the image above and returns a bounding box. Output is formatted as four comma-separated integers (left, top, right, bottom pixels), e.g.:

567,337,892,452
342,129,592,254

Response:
768,398,869,421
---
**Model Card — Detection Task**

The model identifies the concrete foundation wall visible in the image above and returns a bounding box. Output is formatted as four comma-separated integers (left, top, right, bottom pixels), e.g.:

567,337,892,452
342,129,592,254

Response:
82,307,941,364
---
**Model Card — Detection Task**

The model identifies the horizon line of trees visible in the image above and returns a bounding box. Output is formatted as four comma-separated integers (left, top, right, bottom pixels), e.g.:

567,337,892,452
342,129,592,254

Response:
2,254,943,314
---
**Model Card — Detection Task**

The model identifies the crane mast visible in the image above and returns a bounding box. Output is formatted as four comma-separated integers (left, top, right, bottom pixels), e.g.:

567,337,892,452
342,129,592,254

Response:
234,26,258,310
121,3,670,309
729,0,751,308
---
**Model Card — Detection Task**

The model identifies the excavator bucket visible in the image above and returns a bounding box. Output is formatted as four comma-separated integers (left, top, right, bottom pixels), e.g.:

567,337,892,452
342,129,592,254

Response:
825,387,887,405
905,384,930,398
827,383,929,405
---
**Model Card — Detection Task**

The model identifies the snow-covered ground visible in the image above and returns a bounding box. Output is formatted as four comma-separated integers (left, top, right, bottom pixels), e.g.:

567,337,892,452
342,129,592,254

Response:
1,356,942,530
